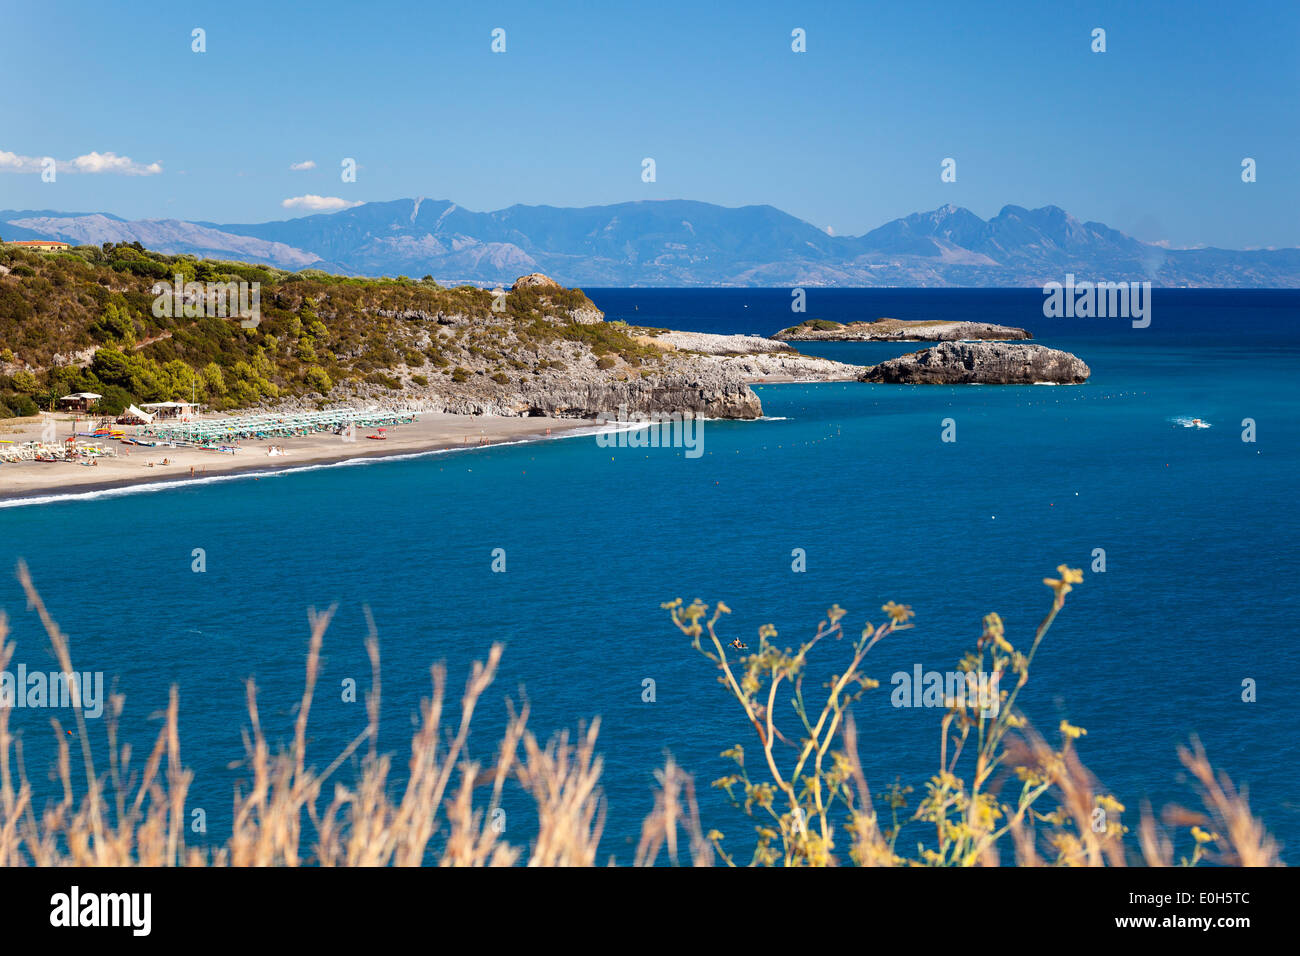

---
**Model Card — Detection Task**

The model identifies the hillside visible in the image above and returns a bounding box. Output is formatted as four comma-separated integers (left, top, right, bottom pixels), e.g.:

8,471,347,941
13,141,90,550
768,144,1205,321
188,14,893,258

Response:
0,243,850,421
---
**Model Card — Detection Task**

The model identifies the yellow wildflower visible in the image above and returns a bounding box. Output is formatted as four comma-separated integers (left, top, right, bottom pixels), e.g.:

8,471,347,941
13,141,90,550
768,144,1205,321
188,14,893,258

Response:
1043,565,1085,604
882,601,915,624
1095,794,1125,815
1059,720,1087,740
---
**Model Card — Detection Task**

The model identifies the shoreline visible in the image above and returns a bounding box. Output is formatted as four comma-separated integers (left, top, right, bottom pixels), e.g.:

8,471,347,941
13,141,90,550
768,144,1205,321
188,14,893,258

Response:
0,412,594,505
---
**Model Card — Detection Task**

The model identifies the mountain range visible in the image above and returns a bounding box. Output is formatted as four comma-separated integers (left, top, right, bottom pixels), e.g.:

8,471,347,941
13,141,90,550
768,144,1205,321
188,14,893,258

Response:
2,199,1295,288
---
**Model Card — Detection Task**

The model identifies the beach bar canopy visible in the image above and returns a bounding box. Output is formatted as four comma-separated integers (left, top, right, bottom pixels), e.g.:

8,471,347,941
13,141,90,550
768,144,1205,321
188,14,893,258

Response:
141,400,200,420
57,392,102,412
117,404,155,425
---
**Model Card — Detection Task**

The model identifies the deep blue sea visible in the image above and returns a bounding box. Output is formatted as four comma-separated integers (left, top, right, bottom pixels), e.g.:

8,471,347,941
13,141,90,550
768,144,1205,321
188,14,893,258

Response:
1,288,1297,864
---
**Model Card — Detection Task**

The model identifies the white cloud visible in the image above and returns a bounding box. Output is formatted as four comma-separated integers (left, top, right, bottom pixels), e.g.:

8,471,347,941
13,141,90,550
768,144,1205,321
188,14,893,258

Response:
69,151,163,175
0,150,44,172
281,194,363,212
0,148,162,175
289,160,317,171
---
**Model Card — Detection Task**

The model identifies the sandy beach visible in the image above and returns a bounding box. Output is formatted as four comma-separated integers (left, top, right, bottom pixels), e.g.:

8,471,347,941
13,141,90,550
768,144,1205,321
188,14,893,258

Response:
0,412,593,502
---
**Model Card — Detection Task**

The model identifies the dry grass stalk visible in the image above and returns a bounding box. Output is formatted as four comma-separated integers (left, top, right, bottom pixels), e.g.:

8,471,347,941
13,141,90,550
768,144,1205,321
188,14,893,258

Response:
0,561,1282,867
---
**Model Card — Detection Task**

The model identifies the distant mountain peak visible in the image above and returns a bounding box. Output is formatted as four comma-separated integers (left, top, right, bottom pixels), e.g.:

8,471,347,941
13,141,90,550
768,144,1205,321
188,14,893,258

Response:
1,199,1292,288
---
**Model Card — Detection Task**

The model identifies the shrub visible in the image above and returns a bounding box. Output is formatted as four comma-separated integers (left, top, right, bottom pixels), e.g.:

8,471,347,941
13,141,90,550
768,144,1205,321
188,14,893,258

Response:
0,392,37,417
303,365,333,393
10,370,39,394
95,384,134,416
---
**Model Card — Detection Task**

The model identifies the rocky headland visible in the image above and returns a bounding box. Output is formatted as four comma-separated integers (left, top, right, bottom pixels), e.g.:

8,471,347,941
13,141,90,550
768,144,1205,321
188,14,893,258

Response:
339,283,862,421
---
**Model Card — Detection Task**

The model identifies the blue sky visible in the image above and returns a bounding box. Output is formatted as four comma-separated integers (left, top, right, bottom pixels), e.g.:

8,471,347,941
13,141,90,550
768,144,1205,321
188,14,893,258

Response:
1,0,1295,248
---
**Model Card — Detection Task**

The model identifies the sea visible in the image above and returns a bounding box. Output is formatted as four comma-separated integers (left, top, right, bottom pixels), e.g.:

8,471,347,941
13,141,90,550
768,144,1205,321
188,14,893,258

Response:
0,288,1296,864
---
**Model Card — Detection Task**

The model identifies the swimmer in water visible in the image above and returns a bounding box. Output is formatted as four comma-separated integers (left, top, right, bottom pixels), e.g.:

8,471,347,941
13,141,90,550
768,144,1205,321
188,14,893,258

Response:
728,639,748,651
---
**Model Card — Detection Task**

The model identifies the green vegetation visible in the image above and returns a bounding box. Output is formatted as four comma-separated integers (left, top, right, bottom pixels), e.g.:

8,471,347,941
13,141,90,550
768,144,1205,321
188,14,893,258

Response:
0,392,38,418
864,318,952,327
0,243,654,417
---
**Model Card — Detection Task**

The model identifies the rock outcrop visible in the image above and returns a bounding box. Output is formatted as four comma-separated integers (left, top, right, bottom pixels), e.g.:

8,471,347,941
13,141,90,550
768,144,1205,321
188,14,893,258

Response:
859,342,1089,385
710,352,861,383
567,303,604,325
509,272,604,324
515,369,764,420
375,308,464,325
511,273,562,291
648,330,797,356
774,318,1032,342
635,328,861,382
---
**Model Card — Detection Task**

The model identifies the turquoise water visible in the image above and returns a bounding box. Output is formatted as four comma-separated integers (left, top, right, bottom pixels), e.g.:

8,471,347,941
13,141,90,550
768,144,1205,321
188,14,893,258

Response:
1,289,1297,862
